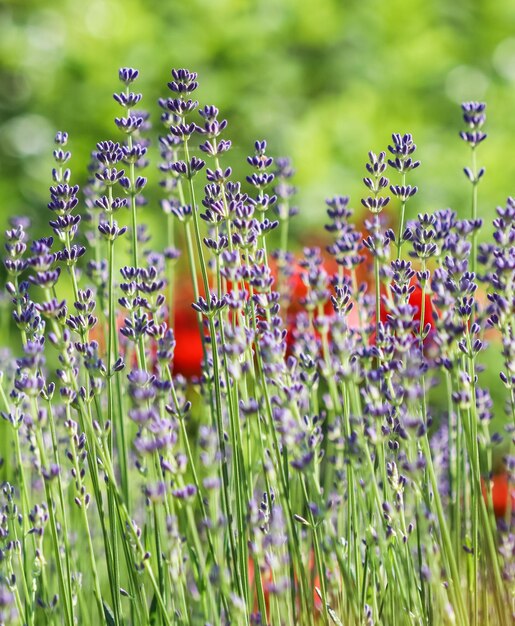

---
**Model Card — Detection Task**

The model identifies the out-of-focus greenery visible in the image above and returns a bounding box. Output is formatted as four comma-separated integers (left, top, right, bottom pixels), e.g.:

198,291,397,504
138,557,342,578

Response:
0,0,513,436
2,0,515,233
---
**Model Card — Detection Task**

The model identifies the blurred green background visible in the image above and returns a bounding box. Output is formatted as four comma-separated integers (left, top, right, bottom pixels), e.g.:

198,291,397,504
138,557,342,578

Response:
2,0,515,232
0,0,514,437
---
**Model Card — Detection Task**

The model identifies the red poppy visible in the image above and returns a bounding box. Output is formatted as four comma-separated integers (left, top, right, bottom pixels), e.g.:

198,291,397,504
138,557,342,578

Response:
369,280,437,347
482,472,515,518
284,256,363,354
381,281,437,332
247,551,323,619
157,278,204,379
158,248,363,379
171,304,203,378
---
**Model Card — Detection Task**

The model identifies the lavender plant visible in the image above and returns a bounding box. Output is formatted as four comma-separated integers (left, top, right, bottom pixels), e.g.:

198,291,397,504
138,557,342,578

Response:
0,70,514,626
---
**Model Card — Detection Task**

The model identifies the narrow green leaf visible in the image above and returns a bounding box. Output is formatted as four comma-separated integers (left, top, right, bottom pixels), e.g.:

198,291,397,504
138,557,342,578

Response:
103,601,116,626
149,593,159,626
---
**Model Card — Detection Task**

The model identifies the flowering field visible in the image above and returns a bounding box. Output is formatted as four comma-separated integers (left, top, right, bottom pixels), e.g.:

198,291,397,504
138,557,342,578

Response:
0,68,514,625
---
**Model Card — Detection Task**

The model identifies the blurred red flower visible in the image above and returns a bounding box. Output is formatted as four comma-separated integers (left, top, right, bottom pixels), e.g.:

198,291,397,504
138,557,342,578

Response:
381,281,437,332
247,552,323,618
369,280,437,347
171,303,204,378
482,472,515,518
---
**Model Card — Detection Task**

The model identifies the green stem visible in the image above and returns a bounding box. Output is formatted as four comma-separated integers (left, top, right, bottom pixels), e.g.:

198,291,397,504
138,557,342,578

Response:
374,256,381,338
300,476,330,626
68,408,105,622
207,318,239,600
397,172,407,260
420,434,468,625
470,147,478,277
33,426,75,626
165,365,227,618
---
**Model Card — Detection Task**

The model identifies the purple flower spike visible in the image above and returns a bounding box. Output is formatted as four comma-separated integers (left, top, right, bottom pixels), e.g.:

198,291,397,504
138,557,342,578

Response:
119,67,139,85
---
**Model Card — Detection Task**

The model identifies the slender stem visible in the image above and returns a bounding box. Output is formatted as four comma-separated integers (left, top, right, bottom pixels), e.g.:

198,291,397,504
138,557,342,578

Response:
420,433,468,625
183,141,210,301
167,212,175,325
461,341,510,625
68,411,105,622
105,189,123,625
419,261,427,337
42,302,125,624
300,476,330,626
374,256,381,338
45,400,76,623
248,292,314,624
207,318,239,596
164,364,227,617
33,425,75,626
470,147,478,277
125,96,140,270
